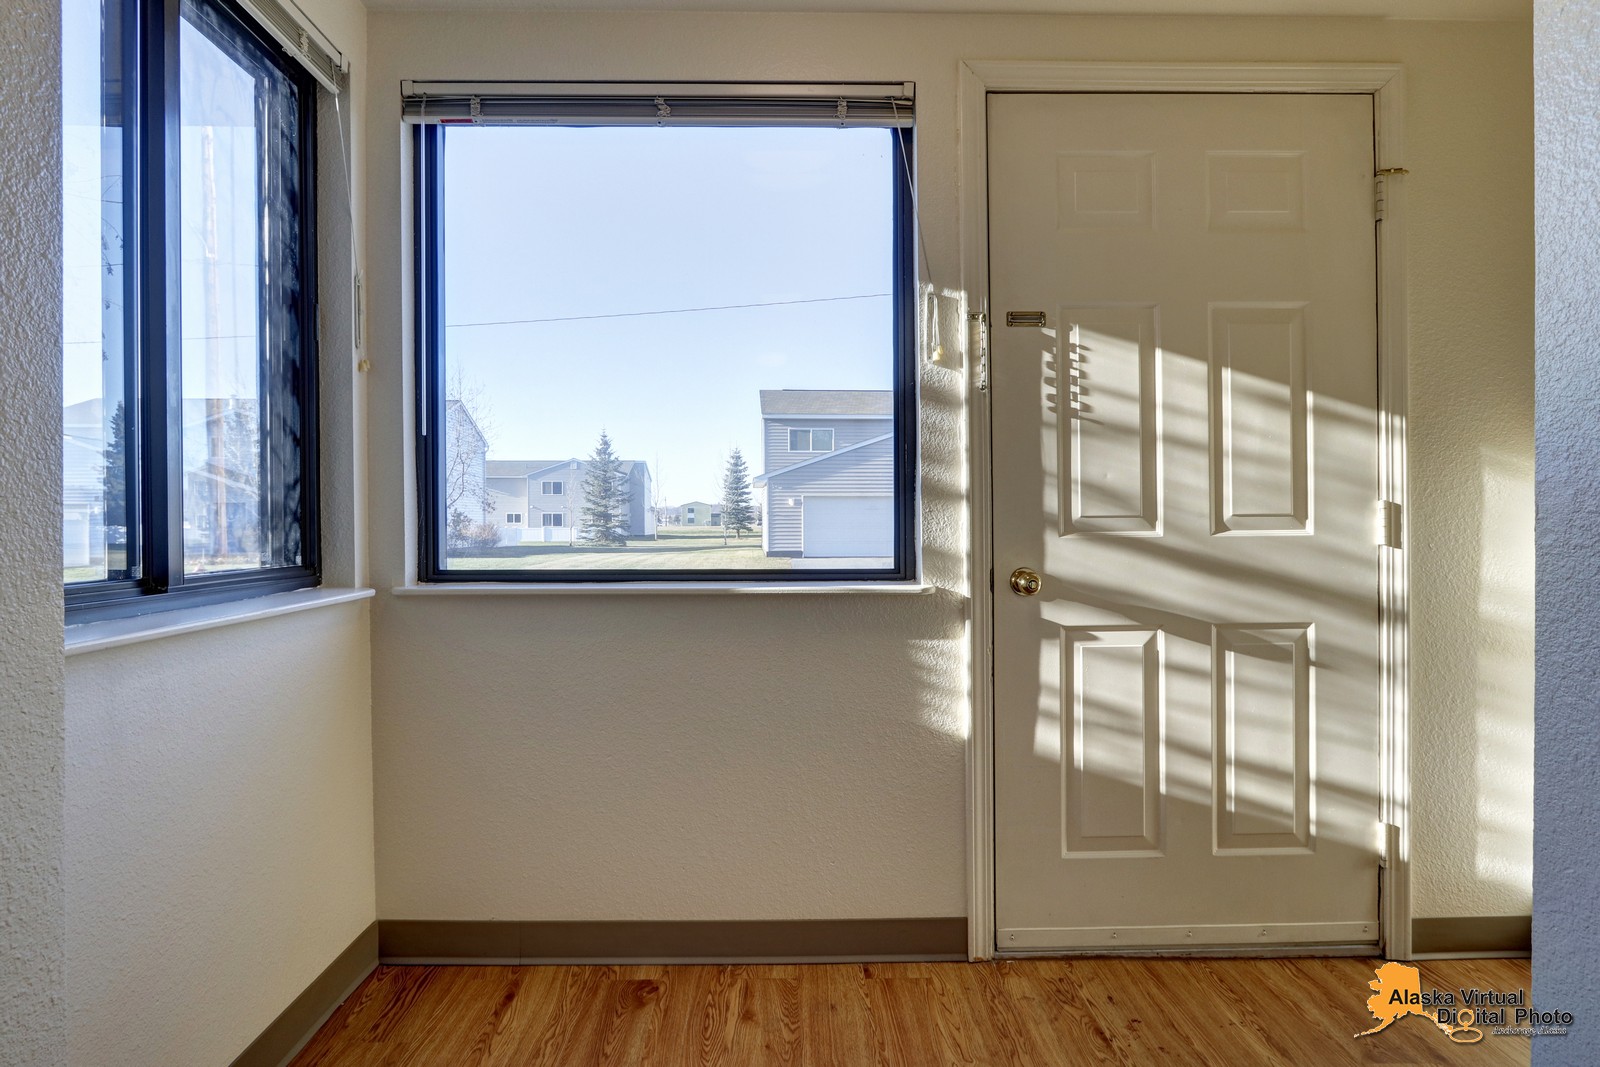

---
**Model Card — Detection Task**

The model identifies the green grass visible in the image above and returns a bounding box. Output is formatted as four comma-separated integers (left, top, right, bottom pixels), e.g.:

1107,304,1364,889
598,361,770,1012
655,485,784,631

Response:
446,524,788,572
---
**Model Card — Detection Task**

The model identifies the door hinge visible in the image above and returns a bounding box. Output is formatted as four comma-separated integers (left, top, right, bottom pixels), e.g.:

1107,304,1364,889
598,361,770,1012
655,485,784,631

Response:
1375,167,1408,223
1378,499,1403,549
1379,821,1399,869
969,310,990,392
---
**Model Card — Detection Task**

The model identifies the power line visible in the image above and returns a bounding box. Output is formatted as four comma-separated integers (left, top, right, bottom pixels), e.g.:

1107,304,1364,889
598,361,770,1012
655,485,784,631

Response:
445,292,890,330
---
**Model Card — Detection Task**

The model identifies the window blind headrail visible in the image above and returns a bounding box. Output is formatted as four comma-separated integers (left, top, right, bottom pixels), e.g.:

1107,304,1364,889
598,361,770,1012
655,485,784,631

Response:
235,0,347,93
400,82,915,127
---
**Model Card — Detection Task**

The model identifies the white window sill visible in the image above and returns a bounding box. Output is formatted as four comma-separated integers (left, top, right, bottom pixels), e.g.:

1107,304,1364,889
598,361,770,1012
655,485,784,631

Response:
64,587,376,657
390,581,935,597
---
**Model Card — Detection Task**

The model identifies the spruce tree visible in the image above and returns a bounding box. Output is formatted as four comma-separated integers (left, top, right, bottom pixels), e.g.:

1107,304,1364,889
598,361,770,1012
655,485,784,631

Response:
103,401,128,528
579,430,631,546
721,448,756,539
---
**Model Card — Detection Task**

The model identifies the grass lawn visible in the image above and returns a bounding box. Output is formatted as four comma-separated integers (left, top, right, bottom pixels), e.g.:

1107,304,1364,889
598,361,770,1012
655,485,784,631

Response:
447,524,789,571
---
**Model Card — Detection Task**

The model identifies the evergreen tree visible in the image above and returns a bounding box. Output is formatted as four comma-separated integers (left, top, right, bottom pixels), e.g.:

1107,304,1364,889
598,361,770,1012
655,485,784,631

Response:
102,401,128,528
579,430,631,546
720,448,756,539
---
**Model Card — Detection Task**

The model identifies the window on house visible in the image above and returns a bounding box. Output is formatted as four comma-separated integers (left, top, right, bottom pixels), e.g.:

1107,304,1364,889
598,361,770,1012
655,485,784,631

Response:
413,83,917,582
506,513,522,524
63,0,325,621
541,514,564,528
541,480,563,495
788,428,836,453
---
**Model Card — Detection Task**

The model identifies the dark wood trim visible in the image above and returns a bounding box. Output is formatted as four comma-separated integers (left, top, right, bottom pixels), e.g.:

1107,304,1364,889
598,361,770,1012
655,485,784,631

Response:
1411,915,1531,955
378,918,968,964
229,922,378,1067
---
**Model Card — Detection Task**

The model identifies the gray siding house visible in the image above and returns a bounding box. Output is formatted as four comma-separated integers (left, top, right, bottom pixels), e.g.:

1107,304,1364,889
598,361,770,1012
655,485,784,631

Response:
487,458,655,543
673,500,721,527
754,390,894,559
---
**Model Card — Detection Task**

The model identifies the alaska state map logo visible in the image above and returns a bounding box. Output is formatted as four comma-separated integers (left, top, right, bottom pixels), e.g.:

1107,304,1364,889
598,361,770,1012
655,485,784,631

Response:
1355,962,1484,1043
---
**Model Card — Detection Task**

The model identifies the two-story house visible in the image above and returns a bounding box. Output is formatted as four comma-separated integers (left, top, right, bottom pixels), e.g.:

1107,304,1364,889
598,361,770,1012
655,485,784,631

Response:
673,500,721,527
754,390,893,559
487,458,655,544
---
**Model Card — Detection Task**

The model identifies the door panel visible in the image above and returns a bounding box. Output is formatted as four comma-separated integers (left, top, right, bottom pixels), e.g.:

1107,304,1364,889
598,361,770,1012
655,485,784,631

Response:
990,93,1381,952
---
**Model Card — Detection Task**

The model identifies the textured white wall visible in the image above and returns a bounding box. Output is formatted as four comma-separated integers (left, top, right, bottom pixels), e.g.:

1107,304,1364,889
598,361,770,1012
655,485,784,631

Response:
61,0,376,1060
0,0,66,1057
1533,1,1600,1060
65,606,376,1066
366,13,1534,924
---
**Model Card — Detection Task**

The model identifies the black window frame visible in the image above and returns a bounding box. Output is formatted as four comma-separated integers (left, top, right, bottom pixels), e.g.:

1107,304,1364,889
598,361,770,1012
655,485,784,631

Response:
64,0,321,624
413,119,918,584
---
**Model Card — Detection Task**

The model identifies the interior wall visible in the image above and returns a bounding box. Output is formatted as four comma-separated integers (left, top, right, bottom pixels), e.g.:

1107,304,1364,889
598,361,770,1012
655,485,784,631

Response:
1533,0,1599,1060
0,0,66,1056
61,0,376,1061
364,12,1533,924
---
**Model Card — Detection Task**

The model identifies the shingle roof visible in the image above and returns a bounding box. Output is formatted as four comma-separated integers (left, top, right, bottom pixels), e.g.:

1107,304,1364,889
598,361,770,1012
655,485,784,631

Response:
485,458,649,479
758,389,892,417
485,459,572,479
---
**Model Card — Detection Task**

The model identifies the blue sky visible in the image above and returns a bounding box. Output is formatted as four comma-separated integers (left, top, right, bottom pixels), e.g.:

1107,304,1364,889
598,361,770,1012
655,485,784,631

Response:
441,124,895,504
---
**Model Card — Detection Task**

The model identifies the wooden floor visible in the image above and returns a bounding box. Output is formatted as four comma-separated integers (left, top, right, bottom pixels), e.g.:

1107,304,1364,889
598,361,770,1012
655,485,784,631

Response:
291,957,1532,1066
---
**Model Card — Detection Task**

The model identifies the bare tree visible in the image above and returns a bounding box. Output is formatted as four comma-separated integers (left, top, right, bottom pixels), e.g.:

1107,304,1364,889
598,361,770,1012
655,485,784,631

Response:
444,369,495,529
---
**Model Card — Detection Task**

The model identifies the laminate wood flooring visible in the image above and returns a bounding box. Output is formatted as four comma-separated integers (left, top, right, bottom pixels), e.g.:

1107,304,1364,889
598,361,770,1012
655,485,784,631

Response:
290,957,1534,1066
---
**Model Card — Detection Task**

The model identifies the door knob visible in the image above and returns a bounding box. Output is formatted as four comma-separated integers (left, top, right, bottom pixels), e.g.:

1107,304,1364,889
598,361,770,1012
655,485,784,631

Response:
1009,567,1042,597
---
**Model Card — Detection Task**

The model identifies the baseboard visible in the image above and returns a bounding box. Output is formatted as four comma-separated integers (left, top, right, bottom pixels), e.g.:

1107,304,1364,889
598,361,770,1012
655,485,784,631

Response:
378,917,968,964
1410,915,1531,957
229,921,379,1067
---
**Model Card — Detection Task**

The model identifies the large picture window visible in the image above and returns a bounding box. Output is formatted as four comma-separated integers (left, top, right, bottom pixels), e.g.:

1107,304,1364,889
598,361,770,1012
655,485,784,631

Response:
62,0,319,620
412,84,917,583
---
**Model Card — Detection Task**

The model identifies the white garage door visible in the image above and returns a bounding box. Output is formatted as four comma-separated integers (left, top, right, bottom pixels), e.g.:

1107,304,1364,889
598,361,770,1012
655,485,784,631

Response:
802,495,894,558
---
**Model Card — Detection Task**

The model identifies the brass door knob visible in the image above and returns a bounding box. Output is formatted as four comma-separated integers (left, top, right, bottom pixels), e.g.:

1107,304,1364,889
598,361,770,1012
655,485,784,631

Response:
1009,567,1042,597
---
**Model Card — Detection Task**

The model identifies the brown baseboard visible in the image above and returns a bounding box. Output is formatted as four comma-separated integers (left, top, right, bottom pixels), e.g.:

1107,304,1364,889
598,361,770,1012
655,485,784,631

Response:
378,917,968,964
1411,915,1531,956
229,921,378,1067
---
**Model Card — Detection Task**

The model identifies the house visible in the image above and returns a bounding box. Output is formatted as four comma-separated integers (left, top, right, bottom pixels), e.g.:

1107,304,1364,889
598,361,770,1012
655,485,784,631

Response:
673,500,721,527
18,4,1598,1067
61,398,110,570
486,458,655,543
754,389,894,559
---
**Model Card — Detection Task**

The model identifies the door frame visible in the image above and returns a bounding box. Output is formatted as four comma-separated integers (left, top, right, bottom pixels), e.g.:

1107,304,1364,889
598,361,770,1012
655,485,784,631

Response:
958,61,1412,961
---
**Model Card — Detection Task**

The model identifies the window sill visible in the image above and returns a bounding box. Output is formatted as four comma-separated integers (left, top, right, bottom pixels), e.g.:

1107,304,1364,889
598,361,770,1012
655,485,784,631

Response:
390,581,936,597
64,587,375,657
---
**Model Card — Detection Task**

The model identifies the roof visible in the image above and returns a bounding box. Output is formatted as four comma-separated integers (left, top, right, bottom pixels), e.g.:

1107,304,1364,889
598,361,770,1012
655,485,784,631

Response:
485,458,650,479
758,390,892,417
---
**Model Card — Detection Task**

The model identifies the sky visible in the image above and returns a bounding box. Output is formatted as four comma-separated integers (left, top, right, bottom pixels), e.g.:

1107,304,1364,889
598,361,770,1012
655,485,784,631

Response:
441,124,896,505
63,0,271,413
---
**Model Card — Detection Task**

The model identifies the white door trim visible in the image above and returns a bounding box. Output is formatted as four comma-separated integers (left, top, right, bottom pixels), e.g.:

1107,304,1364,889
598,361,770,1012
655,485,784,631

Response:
958,60,1412,962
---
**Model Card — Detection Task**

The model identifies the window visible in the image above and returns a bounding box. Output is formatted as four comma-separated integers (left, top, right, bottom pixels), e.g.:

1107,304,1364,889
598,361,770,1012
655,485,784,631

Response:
413,83,917,582
63,0,321,620
541,514,565,528
541,480,564,496
788,428,836,453
506,513,523,524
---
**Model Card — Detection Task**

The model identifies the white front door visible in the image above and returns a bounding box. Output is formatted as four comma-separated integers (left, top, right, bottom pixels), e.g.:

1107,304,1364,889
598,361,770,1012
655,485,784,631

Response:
990,93,1383,951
